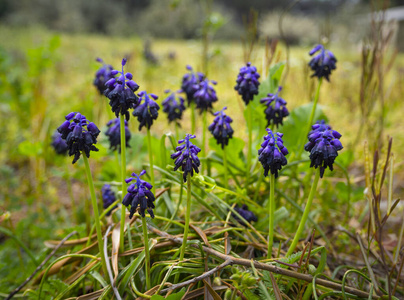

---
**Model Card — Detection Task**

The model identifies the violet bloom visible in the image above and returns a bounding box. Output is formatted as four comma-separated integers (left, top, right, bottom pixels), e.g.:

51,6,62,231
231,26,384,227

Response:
304,121,343,178
105,118,131,152
162,89,186,124
57,112,100,164
122,170,155,218
171,134,201,182
181,65,205,106
208,106,234,149
234,62,260,105
193,78,218,113
93,58,114,95
233,204,258,226
51,130,68,155
308,45,337,81
132,91,160,130
260,86,289,128
104,58,140,120
101,184,117,216
258,129,289,178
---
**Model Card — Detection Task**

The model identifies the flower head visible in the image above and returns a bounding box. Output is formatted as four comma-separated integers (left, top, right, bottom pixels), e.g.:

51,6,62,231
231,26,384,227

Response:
57,112,100,164
171,134,201,182
260,86,289,128
101,184,117,216
132,91,160,130
208,106,234,149
162,90,186,124
51,130,68,155
304,121,343,178
308,45,337,81
105,118,131,152
233,204,258,226
104,58,140,120
193,78,218,113
93,58,114,95
234,62,260,105
258,129,288,178
122,170,155,218
181,65,205,105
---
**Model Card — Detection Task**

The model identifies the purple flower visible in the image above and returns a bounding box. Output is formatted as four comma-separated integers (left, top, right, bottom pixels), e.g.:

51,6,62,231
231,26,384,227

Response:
234,62,260,105
233,204,258,226
258,129,289,178
105,118,131,152
308,45,337,81
132,91,160,130
208,106,234,149
101,184,117,216
260,86,289,128
181,65,205,105
171,134,201,182
93,58,114,95
304,121,343,178
162,90,186,124
104,58,140,120
193,78,218,113
57,112,100,164
122,170,155,218
51,130,68,155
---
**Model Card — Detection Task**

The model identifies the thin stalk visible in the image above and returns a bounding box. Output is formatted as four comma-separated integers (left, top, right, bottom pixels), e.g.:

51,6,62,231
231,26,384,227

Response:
388,153,394,211
191,102,196,135
286,168,320,256
147,128,155,195
119,114,127,251
223,146,229,189
268,173,275,259
246,103,253,188
202,110,207,174
82,153,107,275
141,217,151,291
174,174,192,283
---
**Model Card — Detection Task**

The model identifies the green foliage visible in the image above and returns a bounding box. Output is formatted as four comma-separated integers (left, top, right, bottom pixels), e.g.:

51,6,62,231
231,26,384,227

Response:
151,290,185,300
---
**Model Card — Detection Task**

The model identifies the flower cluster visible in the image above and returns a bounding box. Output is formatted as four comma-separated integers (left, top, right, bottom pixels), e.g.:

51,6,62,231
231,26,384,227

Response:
260,86,289,128
57,112,100,164
233,204,257,226
101,184,117,216
51,131,68,155
304,121,343,178
104,58,140,120
258,129,288,178
181,65,204,105
208,107,234,149
308,45,337,81
162,90,186,124
193,78,218,113
132,91,160,130
105,118,131,152
171,134,201,182
122,170,155,218
234,62,260,105
93,58,114,95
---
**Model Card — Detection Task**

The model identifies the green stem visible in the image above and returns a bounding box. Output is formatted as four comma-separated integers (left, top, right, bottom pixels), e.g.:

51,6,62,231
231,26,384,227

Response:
202,110,207,174
246,103,253,189
286,168,320,256
147,128,155,195
191,102,196,135
223,146,229,189
82,153,107,275
268,173,275,258
141,217,151,291
119,114,127,251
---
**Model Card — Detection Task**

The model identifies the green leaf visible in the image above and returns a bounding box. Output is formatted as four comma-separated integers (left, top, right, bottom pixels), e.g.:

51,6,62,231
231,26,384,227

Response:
208,137,245,171
151,290,185,300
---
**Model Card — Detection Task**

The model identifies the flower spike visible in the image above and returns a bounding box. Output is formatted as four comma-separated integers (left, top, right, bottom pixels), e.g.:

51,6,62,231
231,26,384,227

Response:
260,86,289,128
308,45,337,81
171,134,201,182
208,106,234,149
235,62,260,105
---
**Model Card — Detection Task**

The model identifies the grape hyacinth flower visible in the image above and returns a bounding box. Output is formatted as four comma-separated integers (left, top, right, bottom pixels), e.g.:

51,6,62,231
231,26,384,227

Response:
105,118,131,152
101,184,117,216
233,204,258,226
308,45,337,81
181,65,204,105
234,62,260,105
208,106,234,149
304,121,343,178
162,90,186,124
260,86,289,128
258,129,289,178
171,134,201,182
93,58,114,95
132,91,160,131
122,170,155,219
57,112,100,164
193,78,218,113
104,58,140,120
51,130,68,155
